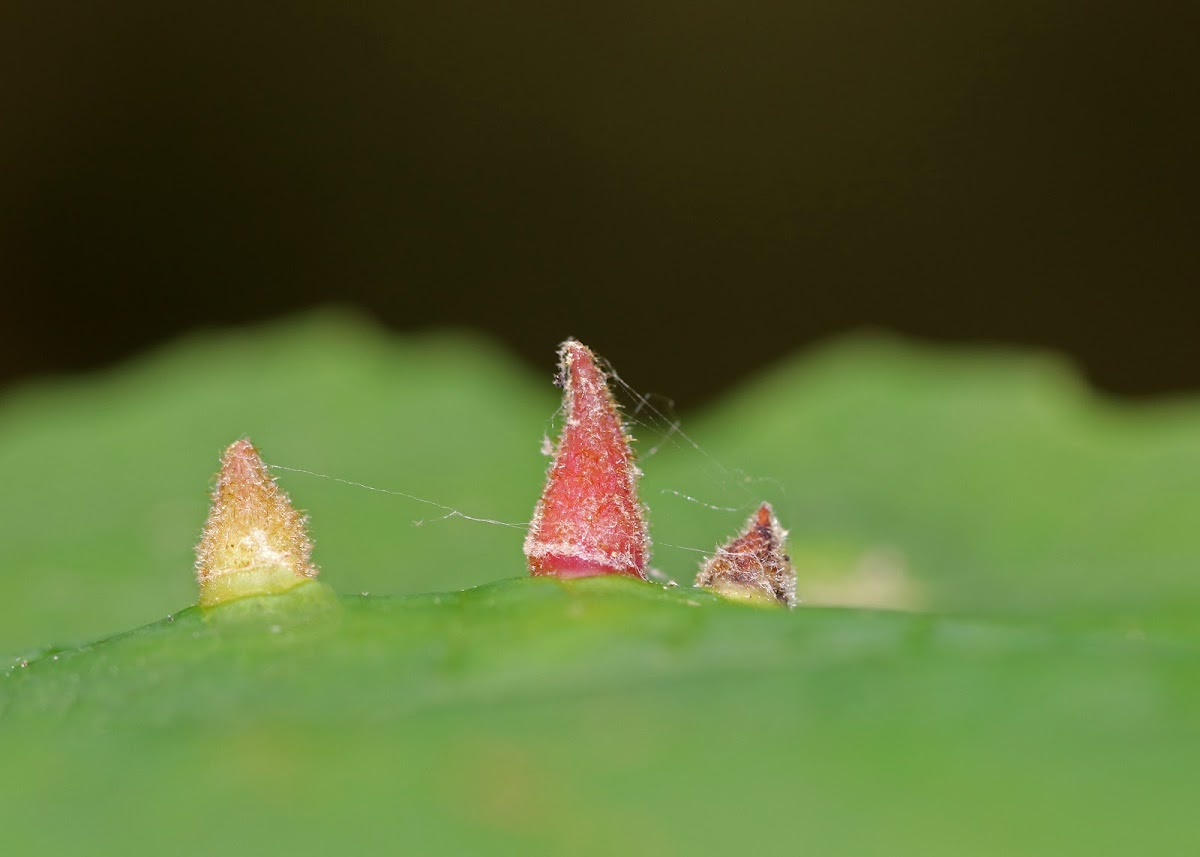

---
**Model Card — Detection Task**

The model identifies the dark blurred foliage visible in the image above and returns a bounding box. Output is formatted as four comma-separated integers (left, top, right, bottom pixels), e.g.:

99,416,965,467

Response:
2,1,1196,407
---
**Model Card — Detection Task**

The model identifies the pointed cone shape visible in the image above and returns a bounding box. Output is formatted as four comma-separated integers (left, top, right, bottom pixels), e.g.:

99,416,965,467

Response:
525,339,650,579
695,503,796,607
195,438,318,606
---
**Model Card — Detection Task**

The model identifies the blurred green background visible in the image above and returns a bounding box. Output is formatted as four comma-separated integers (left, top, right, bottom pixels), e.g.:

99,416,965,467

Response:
4,311,1200,659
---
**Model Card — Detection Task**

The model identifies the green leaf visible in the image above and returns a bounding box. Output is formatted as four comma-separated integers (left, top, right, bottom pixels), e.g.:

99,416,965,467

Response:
2,312,1198,855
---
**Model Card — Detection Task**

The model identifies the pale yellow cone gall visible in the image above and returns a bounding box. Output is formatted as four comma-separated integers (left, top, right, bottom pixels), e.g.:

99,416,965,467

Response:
195,438,318,606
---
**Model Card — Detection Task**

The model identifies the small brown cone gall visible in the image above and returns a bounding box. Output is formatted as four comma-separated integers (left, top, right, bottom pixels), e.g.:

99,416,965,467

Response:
696,503,796,607
195,438,318,606
524,339,650,579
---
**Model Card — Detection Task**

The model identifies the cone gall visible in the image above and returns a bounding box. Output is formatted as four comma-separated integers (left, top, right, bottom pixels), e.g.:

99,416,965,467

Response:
696,503,796,607
524,339,650,579
195,438,318,606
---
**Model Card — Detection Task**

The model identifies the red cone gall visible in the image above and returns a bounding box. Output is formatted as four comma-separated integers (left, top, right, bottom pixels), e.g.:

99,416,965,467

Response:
524,339,650,579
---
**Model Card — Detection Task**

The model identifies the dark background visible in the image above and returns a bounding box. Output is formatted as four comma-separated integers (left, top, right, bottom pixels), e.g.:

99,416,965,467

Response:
3,1,1196,409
